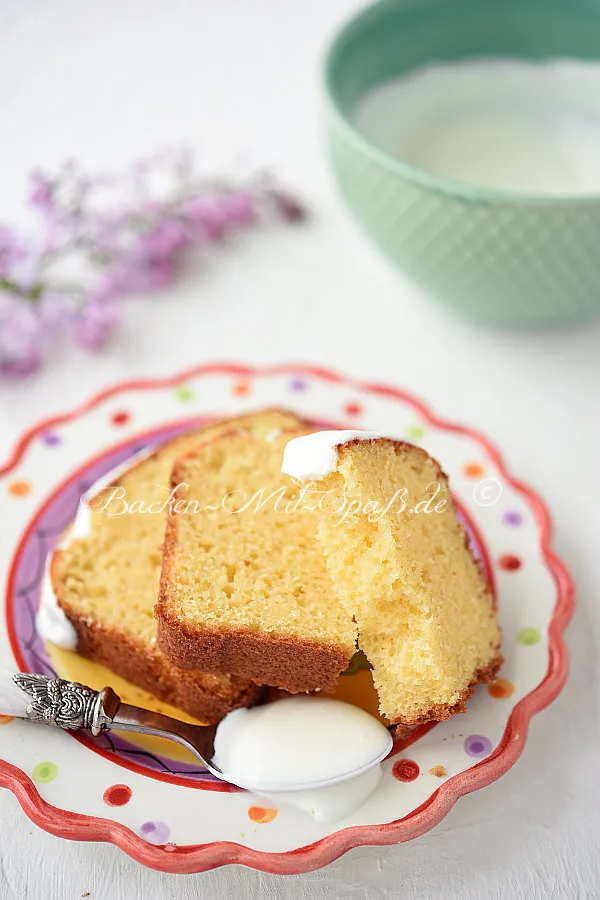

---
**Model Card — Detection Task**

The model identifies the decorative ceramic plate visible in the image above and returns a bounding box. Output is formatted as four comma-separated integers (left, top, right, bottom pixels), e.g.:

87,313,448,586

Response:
0,363,573,874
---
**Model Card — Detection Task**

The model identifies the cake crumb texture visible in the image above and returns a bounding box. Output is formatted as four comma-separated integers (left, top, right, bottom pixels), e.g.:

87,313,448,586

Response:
313,438,502,727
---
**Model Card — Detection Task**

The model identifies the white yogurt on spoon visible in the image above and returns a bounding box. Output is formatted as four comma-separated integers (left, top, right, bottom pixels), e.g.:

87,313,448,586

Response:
212,696,392,822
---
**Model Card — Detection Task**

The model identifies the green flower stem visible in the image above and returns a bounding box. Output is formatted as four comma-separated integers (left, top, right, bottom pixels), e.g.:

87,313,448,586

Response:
0,277,43,301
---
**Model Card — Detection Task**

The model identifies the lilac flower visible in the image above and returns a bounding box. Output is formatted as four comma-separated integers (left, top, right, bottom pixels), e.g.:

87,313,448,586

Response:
183,197,227,241
141,219,189,260
39,292,75,333
93,270,129,303
0,149,306,378
271,190,306,222
0,300,43,377
147,258,177,288
0,227,25,277
73,299,121,350
98,256,176,296
93,261,151,298
222,191,256,226
28,171,54,211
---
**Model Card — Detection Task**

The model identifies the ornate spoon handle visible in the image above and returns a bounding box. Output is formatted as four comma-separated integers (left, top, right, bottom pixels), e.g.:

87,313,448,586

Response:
0,672,119,736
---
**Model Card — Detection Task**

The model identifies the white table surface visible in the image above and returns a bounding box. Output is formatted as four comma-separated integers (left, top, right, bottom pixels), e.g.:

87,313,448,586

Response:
0,1,599,897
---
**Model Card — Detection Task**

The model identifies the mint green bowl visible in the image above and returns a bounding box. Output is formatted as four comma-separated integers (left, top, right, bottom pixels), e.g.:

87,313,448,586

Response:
324,0,600,325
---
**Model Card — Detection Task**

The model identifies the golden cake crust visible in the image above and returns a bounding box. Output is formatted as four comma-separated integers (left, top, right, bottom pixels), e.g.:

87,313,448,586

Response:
392,653,503,736
155,612,350,693
51,553,265,723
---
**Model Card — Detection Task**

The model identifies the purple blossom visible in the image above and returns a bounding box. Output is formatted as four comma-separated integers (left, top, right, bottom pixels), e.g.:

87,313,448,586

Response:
39,292,74,333
98,257,177,296
0,149,305,378
0,227,26,277
73,299,121,350
272,190,306,222
141,219,189,260
0,300,43,377
28,171,55,211
147,258,178,288
222,191,256,225
183,197,228,241
93,270,130,303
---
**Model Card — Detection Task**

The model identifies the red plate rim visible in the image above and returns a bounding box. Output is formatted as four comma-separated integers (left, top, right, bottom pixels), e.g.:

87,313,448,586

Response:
0,361,575,875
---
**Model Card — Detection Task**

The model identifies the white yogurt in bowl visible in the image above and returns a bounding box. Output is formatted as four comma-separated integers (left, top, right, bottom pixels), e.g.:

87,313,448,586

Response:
354,58,600,195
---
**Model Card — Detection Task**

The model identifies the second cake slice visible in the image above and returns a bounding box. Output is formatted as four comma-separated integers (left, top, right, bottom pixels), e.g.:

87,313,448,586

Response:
156,428,358,692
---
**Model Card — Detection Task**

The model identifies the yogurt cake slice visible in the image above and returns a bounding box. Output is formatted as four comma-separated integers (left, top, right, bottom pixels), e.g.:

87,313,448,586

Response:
282,431,502,728
50,409,303,723
156,428,358,692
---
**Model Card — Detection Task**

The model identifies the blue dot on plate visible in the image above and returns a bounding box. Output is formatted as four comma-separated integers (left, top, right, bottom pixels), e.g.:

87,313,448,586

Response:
139,820,170,844
42,431,62,447
502,510,523,527
464,734,493,759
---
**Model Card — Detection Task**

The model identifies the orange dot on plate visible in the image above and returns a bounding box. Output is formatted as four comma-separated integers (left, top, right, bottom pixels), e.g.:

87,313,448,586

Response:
429,765,447,778
488,678,515,699
233,381,251,396
0,715,14,725
463,462,485,478
247,805,278,824
8,480,31,497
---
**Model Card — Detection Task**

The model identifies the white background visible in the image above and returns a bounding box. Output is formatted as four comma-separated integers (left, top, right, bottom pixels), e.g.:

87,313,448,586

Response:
0,1,599,898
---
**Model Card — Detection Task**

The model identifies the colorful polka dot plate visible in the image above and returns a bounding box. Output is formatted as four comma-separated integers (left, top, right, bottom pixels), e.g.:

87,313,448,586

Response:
0,363,573,874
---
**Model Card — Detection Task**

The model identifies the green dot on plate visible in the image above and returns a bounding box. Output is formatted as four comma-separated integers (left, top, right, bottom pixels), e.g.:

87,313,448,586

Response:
33,761,58,783
406,425,425,441
175,385,194,402
517,627,541,646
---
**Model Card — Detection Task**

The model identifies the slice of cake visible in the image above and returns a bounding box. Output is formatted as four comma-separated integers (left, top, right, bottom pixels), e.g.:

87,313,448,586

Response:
282,431,502,728
156,428,358,692
50,409,303,723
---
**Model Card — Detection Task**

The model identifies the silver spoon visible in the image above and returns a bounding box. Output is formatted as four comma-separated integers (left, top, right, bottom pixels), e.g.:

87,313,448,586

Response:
0,671,224,778
0,672,393,792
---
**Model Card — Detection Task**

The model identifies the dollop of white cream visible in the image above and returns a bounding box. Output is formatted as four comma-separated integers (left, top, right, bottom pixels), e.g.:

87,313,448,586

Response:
37,571,78,650
281,431,384,482
212,695,392,793
36,448,151,649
